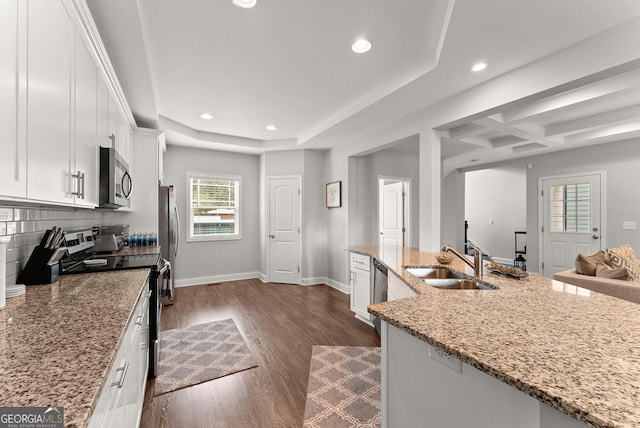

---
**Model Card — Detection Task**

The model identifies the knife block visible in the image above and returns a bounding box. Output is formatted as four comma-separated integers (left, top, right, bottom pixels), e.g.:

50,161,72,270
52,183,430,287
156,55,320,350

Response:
18,246,60,285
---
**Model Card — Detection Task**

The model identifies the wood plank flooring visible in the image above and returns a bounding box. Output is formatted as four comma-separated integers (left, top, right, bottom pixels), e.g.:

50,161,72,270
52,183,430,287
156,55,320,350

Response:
140,279,380,428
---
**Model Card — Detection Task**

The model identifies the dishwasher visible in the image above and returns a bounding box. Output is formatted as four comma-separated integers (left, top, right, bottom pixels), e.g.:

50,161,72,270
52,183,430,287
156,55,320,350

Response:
372,258,388,335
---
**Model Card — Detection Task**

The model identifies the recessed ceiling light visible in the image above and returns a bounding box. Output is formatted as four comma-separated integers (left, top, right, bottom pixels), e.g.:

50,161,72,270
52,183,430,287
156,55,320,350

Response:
471,62,487,72
266,125,277,131
200,113,213,120
352,38,372,54
232,0,256,8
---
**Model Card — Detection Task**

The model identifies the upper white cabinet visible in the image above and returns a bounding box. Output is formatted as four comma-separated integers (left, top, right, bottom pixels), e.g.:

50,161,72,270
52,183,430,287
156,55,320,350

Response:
74,24,100,207
26,0,75,204
0,0,26,198
0,0,135,207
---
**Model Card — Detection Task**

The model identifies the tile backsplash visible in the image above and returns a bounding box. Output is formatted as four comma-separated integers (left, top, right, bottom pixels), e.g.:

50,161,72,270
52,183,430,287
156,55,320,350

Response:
1,205,104,286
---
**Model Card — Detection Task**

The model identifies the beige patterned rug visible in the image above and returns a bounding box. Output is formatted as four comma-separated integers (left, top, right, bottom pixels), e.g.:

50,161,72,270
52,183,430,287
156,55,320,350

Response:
302,346,381,428
153,318,257,396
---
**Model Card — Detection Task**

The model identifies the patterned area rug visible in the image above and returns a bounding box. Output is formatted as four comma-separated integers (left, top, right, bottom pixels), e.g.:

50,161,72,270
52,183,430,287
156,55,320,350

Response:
153,318,257,396
302,346,381,428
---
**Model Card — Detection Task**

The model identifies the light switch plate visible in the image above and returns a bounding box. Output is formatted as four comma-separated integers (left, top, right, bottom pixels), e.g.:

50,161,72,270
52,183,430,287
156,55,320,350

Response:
623,221,636,230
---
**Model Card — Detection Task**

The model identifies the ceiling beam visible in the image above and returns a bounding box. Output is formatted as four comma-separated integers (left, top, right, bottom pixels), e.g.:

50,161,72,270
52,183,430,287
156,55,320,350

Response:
545,104,640,136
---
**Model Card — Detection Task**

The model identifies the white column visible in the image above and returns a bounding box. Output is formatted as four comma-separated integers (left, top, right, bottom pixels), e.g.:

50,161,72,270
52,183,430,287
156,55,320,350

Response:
419,128,441,251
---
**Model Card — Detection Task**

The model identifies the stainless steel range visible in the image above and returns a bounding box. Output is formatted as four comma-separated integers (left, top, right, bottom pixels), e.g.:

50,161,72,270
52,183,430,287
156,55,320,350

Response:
61,229,169,378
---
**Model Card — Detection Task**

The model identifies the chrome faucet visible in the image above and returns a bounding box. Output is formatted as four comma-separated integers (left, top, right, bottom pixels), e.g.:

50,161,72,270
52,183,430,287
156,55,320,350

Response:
441,243,483,278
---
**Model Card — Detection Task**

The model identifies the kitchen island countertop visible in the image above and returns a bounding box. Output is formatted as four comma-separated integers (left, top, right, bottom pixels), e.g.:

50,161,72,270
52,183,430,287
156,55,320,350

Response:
354,246,640,428
0,269,150,427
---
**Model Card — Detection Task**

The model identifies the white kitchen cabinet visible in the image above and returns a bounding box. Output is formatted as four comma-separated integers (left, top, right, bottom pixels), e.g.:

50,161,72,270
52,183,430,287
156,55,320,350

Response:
89,287,150,428
0,0,26,198
350,252,373,325
382,322,585,428
26,0,75,204
387,271,417,301
73,23,100,207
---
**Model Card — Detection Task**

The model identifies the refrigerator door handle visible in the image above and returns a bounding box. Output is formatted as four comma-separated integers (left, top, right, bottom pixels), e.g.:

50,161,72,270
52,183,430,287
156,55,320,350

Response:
174,205,180,258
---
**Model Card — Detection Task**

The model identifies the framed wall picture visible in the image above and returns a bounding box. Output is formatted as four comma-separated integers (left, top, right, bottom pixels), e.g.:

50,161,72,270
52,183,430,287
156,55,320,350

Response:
326,181,342,208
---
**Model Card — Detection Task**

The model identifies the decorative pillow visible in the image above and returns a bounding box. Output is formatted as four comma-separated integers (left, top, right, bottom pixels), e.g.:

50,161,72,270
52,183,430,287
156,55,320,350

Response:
625,258,640,282
575,250,606,276
605,244,636,269
595,263,628,280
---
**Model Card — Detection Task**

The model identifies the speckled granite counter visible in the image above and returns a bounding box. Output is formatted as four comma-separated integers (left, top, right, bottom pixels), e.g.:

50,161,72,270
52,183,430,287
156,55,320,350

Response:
0,269,150,427
356,246,640,428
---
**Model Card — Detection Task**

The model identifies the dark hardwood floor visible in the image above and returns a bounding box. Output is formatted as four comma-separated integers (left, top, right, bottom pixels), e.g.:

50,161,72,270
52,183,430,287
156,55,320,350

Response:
140,279,380,428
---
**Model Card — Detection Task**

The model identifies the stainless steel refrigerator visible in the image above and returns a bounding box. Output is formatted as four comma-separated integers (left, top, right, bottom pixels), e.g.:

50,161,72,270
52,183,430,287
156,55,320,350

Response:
158,185,178,305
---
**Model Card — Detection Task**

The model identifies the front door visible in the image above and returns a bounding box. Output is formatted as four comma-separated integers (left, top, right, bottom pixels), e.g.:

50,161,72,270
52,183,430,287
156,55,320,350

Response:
268,177,301,284
541,173,603,277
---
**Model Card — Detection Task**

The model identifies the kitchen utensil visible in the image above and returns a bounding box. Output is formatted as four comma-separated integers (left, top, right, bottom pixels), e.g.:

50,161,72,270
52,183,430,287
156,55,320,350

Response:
47,247,67,265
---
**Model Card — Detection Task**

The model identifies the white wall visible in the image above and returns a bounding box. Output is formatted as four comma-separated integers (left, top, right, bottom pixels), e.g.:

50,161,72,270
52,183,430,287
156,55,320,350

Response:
164,145,261,284
351,144,420,248
303,150,327,280
464,165,527,260
523,138,640,272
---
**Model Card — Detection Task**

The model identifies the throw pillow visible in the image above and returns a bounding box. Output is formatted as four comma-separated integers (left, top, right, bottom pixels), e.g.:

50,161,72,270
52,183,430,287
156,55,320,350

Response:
574,250,606,276
595,263,628,280
625,258,640,282
605,244,636,269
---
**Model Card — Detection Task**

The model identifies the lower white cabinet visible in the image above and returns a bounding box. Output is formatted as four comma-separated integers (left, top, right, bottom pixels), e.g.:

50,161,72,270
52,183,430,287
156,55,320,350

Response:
350,252,373,325
381,322,586,428
90,286,151,428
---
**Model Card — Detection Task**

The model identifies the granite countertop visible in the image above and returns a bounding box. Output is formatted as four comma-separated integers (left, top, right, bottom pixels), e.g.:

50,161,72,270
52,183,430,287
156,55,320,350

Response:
355,246,640,428
0,269,150,427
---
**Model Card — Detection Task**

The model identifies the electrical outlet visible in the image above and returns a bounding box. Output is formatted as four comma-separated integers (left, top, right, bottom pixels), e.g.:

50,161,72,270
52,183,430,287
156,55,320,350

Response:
429,344,462,373
623,221,636,230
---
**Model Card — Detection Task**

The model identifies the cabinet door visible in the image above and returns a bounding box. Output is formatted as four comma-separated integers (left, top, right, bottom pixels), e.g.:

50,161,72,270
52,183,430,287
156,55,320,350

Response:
26,0,74,203
74,25,99,207
97,77,111,149
116,106,128,160
0,0,26,198
107,93,118,149
351,268,372,321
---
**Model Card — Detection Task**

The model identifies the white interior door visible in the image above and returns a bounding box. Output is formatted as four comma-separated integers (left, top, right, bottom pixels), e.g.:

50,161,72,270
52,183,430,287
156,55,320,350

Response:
379,180,405,248
268,177,301,284
541,174,602,277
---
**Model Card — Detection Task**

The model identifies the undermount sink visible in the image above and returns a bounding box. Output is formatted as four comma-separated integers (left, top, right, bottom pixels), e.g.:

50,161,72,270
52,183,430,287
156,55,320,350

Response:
406,267,496,290
424,278,495,290
405,267,464,279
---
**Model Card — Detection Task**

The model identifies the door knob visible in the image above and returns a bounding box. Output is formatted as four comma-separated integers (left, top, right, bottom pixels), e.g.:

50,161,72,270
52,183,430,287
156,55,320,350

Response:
592,227,599,232
269,234,275,238
592,235,599,240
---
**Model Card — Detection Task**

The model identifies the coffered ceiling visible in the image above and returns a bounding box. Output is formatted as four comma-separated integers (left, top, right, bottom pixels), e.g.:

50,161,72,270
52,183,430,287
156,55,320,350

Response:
86,0,640,163
438,62,640,169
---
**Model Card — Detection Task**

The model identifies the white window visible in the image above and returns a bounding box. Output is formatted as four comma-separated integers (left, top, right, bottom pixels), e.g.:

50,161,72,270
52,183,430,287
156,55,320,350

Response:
187,172,241,241
549,183,591,233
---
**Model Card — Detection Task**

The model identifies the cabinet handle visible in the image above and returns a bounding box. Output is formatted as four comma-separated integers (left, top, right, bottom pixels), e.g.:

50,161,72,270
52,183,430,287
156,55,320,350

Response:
81,172,85,199
134,314,143,326
71,171,86,199
111,362,129,388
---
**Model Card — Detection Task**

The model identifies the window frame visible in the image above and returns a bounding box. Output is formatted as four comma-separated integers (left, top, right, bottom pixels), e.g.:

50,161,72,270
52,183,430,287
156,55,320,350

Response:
186,171,242,242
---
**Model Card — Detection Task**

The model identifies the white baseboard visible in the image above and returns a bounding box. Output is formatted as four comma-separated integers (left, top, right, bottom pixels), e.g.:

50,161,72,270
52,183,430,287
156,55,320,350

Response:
175,272,351,294
174,271,261,288
300,276,350,294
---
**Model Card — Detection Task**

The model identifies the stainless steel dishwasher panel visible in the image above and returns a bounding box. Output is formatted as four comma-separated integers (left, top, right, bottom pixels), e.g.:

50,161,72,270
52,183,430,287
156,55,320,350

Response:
372,258,388,335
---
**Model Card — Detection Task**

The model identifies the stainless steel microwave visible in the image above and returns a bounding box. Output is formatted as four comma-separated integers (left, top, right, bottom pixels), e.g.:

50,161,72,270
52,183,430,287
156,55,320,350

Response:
99,147,132,209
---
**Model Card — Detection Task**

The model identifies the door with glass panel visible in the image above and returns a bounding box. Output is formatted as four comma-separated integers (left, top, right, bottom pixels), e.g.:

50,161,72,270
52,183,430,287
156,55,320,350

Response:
542,174,602,277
